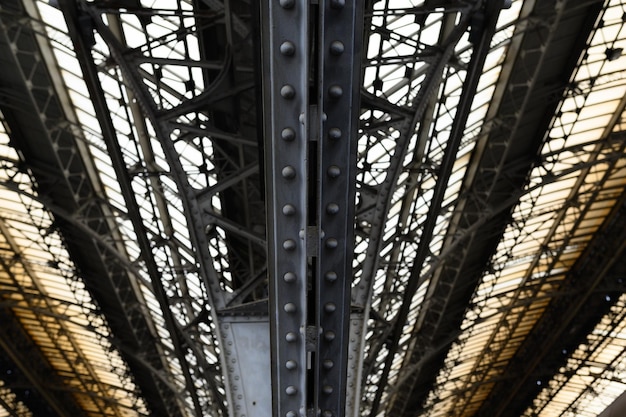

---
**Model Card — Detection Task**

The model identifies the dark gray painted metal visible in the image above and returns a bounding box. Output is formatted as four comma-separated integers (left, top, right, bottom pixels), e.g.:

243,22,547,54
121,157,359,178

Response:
346,3,477,414
260,0,309,415
315,1,364,416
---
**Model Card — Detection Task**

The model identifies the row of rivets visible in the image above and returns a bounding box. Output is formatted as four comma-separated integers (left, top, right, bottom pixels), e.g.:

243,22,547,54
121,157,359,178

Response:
317,0,354,414
275,0,304,413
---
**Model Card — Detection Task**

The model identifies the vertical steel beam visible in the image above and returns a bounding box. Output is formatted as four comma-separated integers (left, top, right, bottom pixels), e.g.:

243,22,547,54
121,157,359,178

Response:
262,1,363,415
315,1,363,416
261,1,309,416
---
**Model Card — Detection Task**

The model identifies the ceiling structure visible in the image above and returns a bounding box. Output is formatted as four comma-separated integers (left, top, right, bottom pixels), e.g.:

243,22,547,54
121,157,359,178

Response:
1,0,626,416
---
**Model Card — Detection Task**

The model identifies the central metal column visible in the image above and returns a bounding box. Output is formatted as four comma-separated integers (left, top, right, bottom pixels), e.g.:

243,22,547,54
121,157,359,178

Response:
262,1,310,416
314,1,363,416
261,1,363,416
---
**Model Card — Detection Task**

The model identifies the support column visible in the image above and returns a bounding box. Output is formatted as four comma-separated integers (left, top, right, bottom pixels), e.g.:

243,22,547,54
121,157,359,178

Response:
315,1,363,416
261,1,363,416
261,1,309,416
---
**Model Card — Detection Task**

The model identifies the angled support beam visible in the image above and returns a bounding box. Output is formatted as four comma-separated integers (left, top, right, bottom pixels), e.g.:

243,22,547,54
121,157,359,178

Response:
58,1,227,415
383,1,507,415
0,3,178,415
346,3,479,415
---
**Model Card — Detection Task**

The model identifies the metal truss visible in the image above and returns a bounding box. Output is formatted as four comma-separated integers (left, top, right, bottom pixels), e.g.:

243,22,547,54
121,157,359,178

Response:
4,0,626,417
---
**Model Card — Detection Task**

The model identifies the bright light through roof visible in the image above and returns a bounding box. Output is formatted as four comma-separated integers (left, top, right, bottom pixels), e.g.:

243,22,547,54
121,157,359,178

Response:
0,108,148,414
422,0,626,416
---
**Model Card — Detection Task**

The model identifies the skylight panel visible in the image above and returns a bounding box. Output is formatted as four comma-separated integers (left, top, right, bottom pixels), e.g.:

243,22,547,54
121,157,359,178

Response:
0,110,148,415
424,0,626,415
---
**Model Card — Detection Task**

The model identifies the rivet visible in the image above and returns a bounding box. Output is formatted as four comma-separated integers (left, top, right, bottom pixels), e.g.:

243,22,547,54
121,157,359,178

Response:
326,238,338,249
325,302,336,313
284,272,297,283
286,412,297,417
280,41,296,56
325,271,338,282
286,332,297,342
327,165,341,178
282,165,296,179
330,0,345,8
323,385,334,394
286,360,297,370
325,331,336,341
323,411,333,417
326,203,340,214
283,239,296,250
286,386,297,395
284,303,297,313
283,204,296,216
330,40,344,55
323,359,334,369
279,0,295,9
329,127,342,140
282,127,295,141
329,85,343,99
281,84,296,99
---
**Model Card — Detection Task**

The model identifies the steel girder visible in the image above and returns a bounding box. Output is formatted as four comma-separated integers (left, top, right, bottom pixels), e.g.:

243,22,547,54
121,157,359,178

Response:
365,1,505,415
260,1,363,415
52,0,367,415
4,1,624,417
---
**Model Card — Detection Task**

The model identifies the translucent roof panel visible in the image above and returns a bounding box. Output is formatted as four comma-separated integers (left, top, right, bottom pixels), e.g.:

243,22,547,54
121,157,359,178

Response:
422,0,626,415
0,113,148,415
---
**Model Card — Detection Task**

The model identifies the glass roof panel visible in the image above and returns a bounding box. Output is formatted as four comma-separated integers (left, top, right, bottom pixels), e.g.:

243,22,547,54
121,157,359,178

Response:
0,109,148,415
423,0,626,415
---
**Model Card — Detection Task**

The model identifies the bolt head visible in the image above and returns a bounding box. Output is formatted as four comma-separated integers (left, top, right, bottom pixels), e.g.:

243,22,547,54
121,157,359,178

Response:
329,127,342,140
330,40,345,55
281,127,295,141
280,41,296,56
283,204,296,216
327,165,341,178
283,239,296,250
328,85,343,99
279,0,295,8
282,165,296,179
281,84,296,99
283,271,297,283
326,238,338,249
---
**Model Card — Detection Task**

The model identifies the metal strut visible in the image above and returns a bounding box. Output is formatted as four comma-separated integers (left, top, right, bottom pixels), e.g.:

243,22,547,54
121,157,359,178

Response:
261,1,363,416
